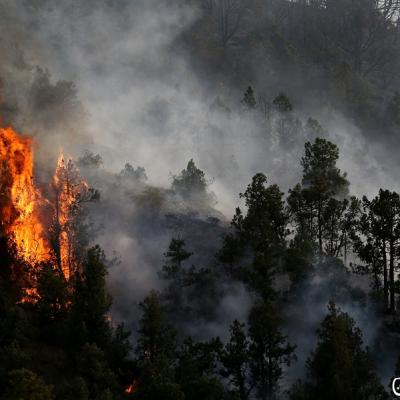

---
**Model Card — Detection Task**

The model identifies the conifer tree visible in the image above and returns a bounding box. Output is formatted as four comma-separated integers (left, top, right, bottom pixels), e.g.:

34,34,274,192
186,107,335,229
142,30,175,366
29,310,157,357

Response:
219,173,288,299
288,138,350,255
135,291,184,400
289,302,387,400
220,320,251,400
248,301,296,400
70,246,113,349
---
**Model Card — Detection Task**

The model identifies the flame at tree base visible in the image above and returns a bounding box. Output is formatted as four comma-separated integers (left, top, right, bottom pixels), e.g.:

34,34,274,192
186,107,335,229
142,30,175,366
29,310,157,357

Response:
0,126,51,265
0,123,89,287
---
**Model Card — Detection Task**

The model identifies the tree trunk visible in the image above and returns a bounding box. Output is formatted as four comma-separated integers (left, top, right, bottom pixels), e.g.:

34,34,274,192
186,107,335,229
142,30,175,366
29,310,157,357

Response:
390,239,395,313
318,200,323,254
383,242,389,311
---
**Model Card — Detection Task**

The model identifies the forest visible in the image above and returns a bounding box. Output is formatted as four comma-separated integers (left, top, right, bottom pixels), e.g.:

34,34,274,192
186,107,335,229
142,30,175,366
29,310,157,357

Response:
2,0,400,399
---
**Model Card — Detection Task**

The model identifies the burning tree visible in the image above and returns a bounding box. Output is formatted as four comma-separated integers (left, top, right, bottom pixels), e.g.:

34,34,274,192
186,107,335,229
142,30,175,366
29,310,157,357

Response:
0,126,51,266
51,155,99,280
0,122,98,297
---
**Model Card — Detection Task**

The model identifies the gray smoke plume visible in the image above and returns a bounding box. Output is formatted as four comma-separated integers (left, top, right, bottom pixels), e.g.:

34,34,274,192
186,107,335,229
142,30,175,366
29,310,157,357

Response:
1,0,399,388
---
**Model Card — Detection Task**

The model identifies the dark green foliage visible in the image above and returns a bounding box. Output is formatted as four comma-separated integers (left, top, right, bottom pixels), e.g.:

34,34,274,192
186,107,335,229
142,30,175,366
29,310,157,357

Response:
248,301,296,400
172,159,209,200
76,343,117,399
239,174,289,249
70,246,113,348
0,243,131,399
176,337,225,400
219,173,288,299
138,359,185,400
134,290,228,400
60,376,89,400
1,368,54,400
301,138,349,197
35,264,69,343
160,238,220,325
136,291,177,364
134,291,184,399
288,137,351,255
284,237,314,283
289,302,387,400
220,320,251,400
162,238,193,281
354,190,400,312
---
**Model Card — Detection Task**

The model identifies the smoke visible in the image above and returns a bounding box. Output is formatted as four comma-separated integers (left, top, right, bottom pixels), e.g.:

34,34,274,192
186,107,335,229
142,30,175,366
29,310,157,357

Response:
1,0,400,387
1,0,397,206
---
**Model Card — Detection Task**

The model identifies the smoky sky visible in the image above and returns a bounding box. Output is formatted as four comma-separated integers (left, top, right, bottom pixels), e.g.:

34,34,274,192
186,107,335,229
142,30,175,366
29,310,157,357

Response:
1,0,398,215
1,0,399,386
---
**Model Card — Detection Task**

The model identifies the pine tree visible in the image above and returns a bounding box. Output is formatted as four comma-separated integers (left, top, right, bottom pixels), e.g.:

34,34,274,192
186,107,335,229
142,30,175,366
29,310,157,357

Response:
135,291,184,400
176,337,225,400
172,159,207,197
35,264,70,343
354,190,400,312
136,291,177,364
76,343,117,399
220,320,251,400
288,138,349,255
219,173,288,299
289,302,388,400
160,238,193,320
70,246,113,349
248,301,296,400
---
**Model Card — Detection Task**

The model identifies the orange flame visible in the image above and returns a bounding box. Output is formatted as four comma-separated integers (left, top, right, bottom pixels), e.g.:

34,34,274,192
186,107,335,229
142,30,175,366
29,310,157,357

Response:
125,379,138,394
0,123,88,288
53,153,88,280
0,126,50,264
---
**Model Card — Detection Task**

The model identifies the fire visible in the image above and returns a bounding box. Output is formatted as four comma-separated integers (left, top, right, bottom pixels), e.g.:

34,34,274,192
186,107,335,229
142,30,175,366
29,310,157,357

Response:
0,126,50,265
125,379,138,394
53,154,82,280
0,123,89,286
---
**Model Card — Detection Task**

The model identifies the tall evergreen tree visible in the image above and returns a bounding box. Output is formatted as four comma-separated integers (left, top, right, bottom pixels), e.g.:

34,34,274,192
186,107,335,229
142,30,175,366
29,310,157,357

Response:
354,190,400,312
35,264,70,343
288,138,349,255
248,301,296,400
172,159,212,205
70,246,113,349
161,238,193,305
176,337,225,400
135,291,184,400
289,302,387,400
220,320,251,400
219,173,289,299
